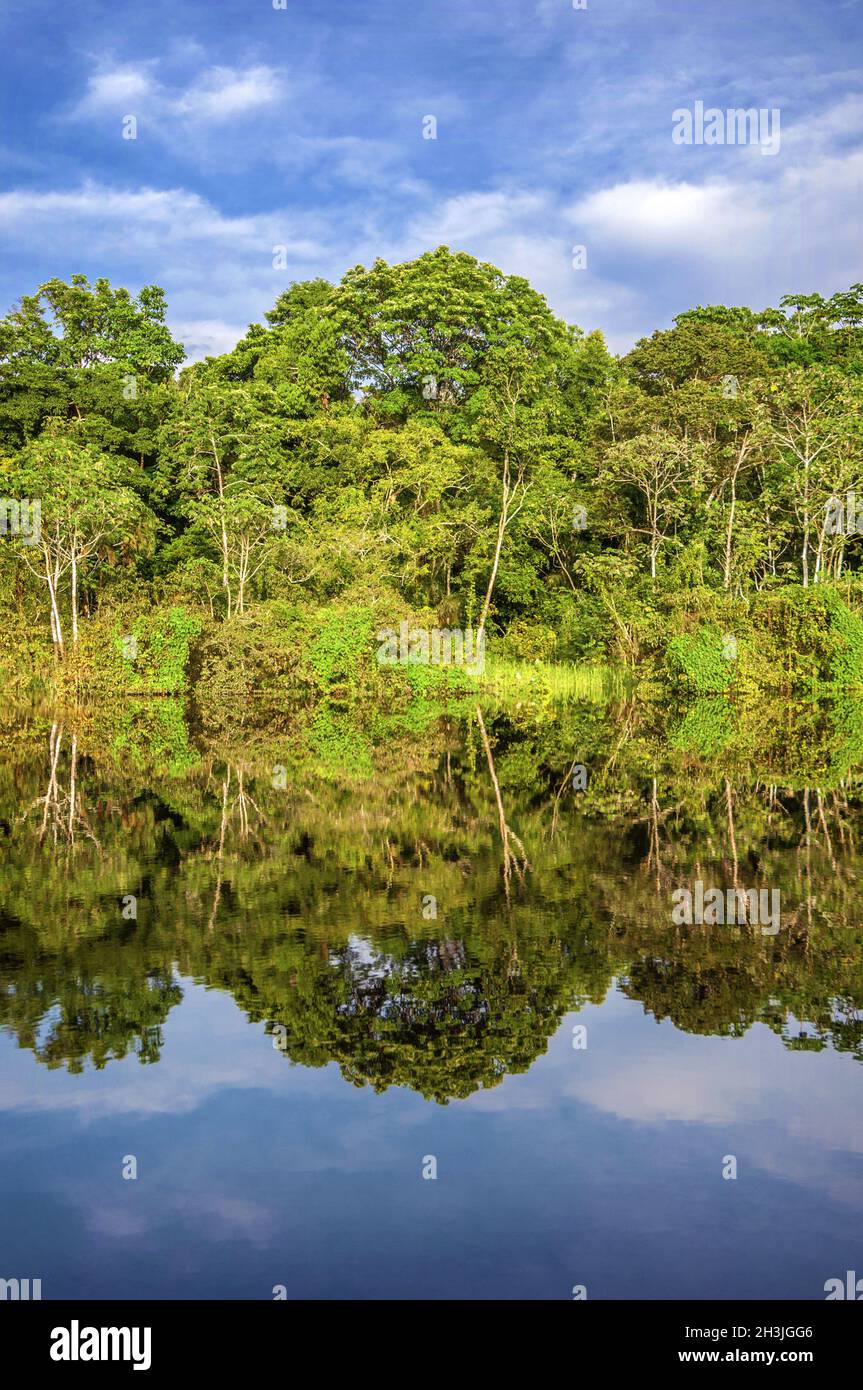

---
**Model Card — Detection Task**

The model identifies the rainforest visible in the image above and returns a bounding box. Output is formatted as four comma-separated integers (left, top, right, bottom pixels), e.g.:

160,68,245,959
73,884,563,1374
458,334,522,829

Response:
1,250,862,710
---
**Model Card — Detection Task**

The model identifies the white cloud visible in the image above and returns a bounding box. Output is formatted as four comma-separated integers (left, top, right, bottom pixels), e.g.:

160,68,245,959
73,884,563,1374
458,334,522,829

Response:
400,188,644,348
407,190,548,244
170,318,249,360
75,61,285,126
562,142,863,326
0,180,339,357
567,177,771,259
82,65,156,110
5,80,863,360
0,182,300,256
174,65,284,122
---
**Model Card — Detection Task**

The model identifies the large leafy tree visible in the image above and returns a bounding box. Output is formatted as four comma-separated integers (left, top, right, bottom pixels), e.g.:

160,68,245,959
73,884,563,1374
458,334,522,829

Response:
8,426,156,654
0,275,184,453
762,368,863,585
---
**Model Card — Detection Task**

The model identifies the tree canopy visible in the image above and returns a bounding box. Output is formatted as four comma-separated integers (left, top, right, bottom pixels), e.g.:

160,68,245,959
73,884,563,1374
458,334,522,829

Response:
1,249,863,694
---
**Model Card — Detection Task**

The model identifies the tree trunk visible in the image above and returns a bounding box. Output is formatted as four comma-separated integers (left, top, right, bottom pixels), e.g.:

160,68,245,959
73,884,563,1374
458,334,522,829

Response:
478,453,511,640
724,466,740,590
801,455,810,587
44,548,64,657
211,434,232,616
71,546,79,645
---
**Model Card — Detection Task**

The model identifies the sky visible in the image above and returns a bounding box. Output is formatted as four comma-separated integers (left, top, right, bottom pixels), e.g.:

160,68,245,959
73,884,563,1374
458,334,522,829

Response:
0,0,860,359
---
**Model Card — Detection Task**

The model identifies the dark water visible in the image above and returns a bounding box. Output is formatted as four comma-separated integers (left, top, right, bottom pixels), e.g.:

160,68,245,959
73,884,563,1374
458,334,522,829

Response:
1,699,861,1300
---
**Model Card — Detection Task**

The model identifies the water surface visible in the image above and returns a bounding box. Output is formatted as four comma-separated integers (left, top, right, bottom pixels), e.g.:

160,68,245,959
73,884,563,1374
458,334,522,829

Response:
1,700,861,1299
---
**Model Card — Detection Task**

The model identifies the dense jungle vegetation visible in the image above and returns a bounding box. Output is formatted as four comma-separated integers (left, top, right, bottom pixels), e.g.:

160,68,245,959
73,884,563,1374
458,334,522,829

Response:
1,248,863,713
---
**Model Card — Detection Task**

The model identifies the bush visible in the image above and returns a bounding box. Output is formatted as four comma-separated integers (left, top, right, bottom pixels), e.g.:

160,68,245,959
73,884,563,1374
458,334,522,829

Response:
309,605,375,685
670,698,738,757
64,603,202,694
665,624,734,694
753,586,863,690
500,619,558,663
191,602,312,730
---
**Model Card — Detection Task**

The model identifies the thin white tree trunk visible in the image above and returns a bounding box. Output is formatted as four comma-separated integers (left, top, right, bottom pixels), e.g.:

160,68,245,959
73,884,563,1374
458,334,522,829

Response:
478,456,511,640
71,544,79,645
44,546,64,656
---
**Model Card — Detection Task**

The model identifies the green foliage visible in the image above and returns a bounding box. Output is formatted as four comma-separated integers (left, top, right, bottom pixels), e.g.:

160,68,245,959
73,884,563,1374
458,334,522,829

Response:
125,607,202,694
68,605,201,694
309,706,373,777
665,625,734,693
670,697,738,757
826,697,863,781
2,261,863,702
398,660,475,700
500,618,558,662
308,605,375,685
0,275,183,452
4,697,863,1090
191,602,314,731
108,699,199,776
822,588,863,688
754,587,863,690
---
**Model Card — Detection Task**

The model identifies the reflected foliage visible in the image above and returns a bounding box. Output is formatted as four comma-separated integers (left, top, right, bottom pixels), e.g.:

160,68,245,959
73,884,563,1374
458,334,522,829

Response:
1,695,862,1096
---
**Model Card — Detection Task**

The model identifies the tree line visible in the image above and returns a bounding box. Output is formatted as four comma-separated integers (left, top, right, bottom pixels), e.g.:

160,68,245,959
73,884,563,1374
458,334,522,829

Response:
1,250,862,687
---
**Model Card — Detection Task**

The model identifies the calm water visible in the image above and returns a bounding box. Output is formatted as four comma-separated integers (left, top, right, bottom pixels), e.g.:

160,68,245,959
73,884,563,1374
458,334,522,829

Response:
1,699,861,1299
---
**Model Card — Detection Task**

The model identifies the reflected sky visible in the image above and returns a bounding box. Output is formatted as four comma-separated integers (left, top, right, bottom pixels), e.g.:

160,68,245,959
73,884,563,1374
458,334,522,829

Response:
1,971,861,1300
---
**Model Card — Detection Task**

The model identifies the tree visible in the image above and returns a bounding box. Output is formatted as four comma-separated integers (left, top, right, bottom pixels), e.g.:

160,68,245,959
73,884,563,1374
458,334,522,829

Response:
9,427,156,654
159,378,257,617
186,491,282,615
0,275,184,451
763,369,861,586
602,429,692,579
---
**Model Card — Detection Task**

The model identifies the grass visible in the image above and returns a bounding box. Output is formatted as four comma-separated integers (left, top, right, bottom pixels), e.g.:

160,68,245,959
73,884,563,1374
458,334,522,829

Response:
474,656,629,704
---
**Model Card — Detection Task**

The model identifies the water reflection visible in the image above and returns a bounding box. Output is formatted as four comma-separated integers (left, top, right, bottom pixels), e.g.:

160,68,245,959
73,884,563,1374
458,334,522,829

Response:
2,696,862,1300
1,698,861,1096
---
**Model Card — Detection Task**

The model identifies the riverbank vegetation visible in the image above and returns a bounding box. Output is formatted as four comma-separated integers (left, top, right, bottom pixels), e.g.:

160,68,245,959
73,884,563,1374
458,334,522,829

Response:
1,252,863,712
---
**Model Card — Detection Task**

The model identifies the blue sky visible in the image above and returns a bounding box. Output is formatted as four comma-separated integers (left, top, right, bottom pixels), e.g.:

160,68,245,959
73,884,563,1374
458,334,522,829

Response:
0,0,860,358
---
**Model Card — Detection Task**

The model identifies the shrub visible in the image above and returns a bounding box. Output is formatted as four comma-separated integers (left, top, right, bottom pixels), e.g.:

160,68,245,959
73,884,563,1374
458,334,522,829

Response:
753,586,863,690
665,624,734,693
64,603,202,694
309,605,375,685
